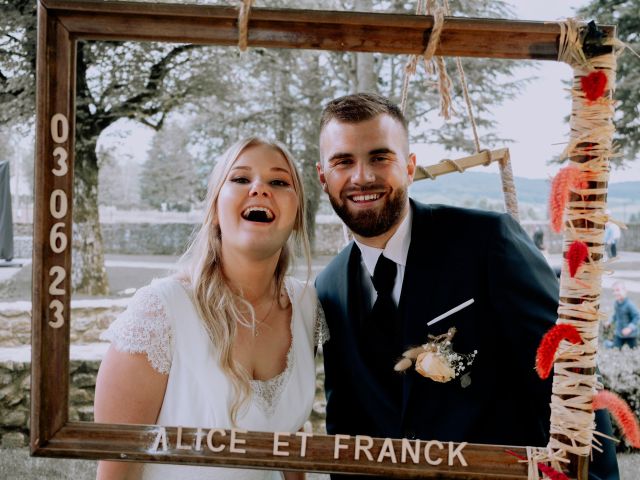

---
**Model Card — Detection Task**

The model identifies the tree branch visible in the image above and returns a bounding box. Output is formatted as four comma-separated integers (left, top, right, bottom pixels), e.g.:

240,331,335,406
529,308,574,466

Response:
138,112,166,131
108,44,201,122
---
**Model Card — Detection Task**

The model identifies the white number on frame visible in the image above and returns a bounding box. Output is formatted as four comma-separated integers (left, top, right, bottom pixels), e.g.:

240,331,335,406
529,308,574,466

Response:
52,146,68,176
50,113,69,144
49,189,68,219
48,300,64,329
48,113,70,330
49,222,67,254
48,266,66,295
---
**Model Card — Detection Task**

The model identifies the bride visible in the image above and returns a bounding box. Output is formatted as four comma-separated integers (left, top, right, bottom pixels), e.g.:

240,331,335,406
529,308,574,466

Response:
94,137,326,479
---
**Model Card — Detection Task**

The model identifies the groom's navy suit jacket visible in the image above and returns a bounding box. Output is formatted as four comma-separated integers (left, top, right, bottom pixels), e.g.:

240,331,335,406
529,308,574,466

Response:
316,201,618,479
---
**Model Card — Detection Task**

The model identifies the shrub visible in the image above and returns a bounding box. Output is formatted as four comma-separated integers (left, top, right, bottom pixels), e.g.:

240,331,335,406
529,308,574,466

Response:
597,345,640,452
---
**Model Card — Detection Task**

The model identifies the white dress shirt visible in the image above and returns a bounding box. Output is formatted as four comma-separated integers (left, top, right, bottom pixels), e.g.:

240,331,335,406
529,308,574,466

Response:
354,208,413,308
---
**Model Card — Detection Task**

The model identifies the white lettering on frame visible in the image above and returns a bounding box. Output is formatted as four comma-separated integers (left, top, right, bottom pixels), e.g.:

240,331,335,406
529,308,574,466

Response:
48,266,66,295
48,113,70,332
48,299,64,329
295,431,312,458
376,438,397,464
400,438,420,464
272,432,290,456
150,427,168,452
206,429,226,453
424,440,444,466
229,429,247,454
194,428,205,451
333,434,350,460
176,426,191,450
52,146,68,176
49,189,68,219
448,442,468,466
49,222,67,254
354,435,374,461
141,425,472,471
50,113,69,143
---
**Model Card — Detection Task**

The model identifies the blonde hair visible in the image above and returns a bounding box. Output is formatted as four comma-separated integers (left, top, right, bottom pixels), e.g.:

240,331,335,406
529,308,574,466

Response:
179,136,311,424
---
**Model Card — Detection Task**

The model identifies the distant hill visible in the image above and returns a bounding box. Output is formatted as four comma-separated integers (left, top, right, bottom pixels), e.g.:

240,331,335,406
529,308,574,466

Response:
409,171,640,206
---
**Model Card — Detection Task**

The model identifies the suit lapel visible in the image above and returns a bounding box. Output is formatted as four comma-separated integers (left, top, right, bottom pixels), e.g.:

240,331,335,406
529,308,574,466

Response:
399,202,438,420
333,242,364,339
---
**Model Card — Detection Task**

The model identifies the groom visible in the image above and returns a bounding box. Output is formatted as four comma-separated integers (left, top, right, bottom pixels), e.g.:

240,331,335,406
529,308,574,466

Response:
314,93,618,479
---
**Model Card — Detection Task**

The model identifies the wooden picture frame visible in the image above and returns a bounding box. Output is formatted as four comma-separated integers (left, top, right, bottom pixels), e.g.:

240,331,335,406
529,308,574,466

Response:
31,1,616,478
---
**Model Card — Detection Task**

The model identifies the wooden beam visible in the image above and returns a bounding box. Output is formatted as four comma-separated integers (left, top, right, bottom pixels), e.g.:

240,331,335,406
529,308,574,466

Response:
414,148,508,180
35,423,531,479
42,0,613,60
31,1,76,450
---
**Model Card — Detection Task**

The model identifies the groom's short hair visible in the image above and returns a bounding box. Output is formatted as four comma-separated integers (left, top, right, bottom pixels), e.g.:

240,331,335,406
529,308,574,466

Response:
320,93,408,134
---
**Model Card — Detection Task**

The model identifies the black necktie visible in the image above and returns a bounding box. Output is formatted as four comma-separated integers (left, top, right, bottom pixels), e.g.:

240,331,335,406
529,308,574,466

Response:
371,254,397,321
363,254,402,404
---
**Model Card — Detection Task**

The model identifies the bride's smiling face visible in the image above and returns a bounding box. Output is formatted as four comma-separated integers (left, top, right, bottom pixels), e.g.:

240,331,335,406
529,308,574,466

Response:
217,144,299,260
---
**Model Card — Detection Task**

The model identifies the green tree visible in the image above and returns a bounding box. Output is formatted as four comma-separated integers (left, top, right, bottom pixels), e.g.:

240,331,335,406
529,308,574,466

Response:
0,0,35,125
579,0,640,163
1,1,227,293
140,121,201,211
97,145,141,209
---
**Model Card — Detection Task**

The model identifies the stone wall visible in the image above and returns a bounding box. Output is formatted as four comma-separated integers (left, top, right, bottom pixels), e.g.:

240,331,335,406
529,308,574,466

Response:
0,300,127,448
0,345,105,448
0,299,128,347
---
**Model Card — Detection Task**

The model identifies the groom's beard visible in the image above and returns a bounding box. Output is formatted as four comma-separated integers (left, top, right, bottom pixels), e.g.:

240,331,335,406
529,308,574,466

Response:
329,185,408,238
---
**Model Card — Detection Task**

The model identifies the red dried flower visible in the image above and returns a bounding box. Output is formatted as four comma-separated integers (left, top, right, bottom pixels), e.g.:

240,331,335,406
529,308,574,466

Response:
549,165,582,233
535,324,583,379
567,241,589,277
505,450,569,480
581,71,608,102
593,390,640,449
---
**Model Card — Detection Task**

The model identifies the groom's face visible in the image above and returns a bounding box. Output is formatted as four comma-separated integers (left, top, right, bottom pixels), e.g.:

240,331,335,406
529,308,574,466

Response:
318,114,416,240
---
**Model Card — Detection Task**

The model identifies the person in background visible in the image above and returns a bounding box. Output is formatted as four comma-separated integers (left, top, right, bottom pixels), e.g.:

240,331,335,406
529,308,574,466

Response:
604,219,621,259
533,226,545,252
608,281,639,349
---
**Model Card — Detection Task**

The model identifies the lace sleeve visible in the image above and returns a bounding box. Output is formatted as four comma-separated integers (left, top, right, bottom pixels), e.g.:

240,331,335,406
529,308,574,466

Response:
100,285,173,374
313,299,330,347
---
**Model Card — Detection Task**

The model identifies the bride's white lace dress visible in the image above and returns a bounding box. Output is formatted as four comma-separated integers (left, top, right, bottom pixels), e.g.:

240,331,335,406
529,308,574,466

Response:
102,275,327,479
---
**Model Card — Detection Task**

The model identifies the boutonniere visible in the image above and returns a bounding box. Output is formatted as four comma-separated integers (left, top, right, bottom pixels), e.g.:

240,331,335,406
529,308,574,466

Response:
394,327,477,385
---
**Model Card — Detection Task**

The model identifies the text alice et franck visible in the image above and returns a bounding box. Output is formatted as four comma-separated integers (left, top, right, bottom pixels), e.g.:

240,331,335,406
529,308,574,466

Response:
151,427,469,466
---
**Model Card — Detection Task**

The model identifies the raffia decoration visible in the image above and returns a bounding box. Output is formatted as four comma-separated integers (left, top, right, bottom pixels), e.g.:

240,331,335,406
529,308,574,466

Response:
531,18,621,476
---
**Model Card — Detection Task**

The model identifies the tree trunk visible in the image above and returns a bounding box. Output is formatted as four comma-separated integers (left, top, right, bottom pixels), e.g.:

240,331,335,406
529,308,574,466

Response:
353,0,377,93
72,136,109,295
72,44,109,295
356,53,377,93
300,55,323,251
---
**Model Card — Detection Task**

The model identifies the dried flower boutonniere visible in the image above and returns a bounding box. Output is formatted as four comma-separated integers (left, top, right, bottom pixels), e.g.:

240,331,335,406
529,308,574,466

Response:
394,327,477,384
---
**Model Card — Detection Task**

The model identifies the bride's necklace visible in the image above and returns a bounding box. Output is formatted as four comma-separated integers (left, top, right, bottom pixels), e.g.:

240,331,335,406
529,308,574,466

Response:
251,293,277,337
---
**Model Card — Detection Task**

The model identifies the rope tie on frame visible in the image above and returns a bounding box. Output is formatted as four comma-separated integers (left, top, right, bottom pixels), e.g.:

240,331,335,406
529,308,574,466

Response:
238,0,254,52
400,0,451,115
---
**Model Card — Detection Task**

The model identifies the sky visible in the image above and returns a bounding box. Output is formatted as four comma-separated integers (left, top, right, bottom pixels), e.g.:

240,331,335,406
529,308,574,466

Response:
100,0,640,184
412,0,640,184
